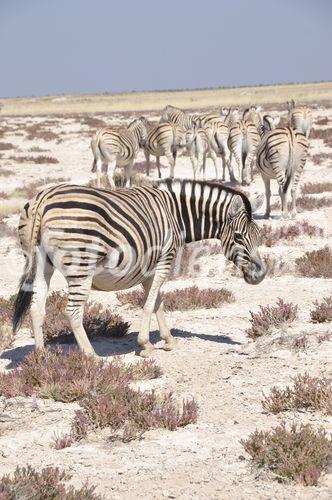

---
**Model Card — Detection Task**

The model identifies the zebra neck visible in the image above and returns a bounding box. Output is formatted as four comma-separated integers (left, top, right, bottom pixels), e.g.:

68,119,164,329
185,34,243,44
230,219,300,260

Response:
162,180,227,243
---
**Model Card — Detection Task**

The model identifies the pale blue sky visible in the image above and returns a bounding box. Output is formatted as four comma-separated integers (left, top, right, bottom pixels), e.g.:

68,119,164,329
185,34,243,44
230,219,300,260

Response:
0,0,331,98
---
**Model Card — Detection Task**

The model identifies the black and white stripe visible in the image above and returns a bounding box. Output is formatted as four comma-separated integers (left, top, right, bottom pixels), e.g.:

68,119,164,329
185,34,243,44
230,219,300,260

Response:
91,117,148,188
14,181,265,357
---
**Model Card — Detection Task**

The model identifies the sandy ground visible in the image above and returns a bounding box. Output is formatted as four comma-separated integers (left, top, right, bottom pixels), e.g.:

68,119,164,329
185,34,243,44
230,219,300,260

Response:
0,97,331,499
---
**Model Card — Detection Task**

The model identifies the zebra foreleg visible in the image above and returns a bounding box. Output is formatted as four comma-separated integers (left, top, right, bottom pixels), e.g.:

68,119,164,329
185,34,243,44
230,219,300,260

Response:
107,159,117,189
30,249,54,349
65,277,96,355
95,158,103,188
263,177,271,218
156,156,162,178
125,161,134,187
291,184,298,219
144,150,150,177
165,152,175,179
138,273,166,357
228,152,237,183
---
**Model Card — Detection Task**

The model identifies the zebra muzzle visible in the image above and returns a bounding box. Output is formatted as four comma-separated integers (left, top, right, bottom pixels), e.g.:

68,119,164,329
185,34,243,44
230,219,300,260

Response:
243,255,266,285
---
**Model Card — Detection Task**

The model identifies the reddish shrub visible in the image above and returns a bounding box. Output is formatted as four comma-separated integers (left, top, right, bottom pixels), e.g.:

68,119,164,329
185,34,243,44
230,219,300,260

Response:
295,246,332,278
310,296,332,323
262,374,332,415
0,465,101,499
246,298,298,339
302,182,332,194
0,142,14,150
241,422,332,486
8,155,59,164
117,285,234,311
260,220,324,247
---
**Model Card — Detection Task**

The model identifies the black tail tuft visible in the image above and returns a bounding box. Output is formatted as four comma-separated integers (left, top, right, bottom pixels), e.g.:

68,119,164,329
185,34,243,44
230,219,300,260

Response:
283,175,292,194
12,261,36,334
171,145,177,160
91,158,97,173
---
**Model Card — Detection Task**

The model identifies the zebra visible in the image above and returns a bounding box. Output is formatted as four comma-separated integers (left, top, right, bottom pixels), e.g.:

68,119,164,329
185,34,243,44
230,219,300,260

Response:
144,122,187,178
160,105,200,130
13,181,266,358
91,116,148,188
185,128,217,179
257,123,309,219
228,111,261,186
288,100,312,138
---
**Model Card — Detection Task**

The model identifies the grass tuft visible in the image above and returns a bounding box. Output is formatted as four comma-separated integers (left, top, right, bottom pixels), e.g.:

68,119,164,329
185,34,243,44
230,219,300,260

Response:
246,298,298,339
295,246,332,278
117,285,235,311
262,374,332,415
241,422,332,486
310,295,332,323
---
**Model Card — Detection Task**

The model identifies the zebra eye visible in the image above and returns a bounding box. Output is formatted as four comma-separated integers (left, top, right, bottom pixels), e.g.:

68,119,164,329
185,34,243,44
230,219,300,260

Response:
234,232,244,244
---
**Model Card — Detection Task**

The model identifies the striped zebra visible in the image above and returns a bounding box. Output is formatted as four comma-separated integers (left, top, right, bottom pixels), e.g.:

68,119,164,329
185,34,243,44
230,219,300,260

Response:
185,128,217,179
144,122,187,178
160,105,199,130
257,123,309,219
288,100,312,138
91,117,148,188
228,107,261,186
13,181,265,358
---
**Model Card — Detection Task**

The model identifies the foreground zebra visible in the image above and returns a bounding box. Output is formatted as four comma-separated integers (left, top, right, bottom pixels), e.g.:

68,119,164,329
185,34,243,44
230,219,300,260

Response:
288,100,312,138
257,120,309,219
13,181,265,357
144,122,187,178
91,117,148,188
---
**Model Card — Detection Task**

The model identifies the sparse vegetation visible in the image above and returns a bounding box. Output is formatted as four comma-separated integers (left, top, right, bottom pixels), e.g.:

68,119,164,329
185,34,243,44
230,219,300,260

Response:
0,465,102,499
0,348,197,443
302,182,332,194
0,142,14,150
26,123,59,141
310,126,332,147
8,154,59,164
296,246,332,278
241,422,332,486
261,254,288,277
43,292,129,342
262,374,332,415
246,298,298,339
310,296,332,323
260,220,324,247
310,152,332,165
117,285,235,311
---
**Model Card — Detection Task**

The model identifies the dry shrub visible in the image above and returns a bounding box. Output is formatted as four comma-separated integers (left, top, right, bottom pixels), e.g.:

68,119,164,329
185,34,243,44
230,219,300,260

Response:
26,124,59,141
81,115,107,129
0,465,101,499
8,154,59,164
310,152,332,165
0,348,196,443
310,295,332,323
315,117,329,126
241,422,332,486
52,432,74,450
0,142,14,150
262,374,332,415
117,285,234,311
246,298,298,339
302,182,332,194
310,127,332,146
260,220,324,247
292,335,309,351
43,292,129,342
295,246,332,278
271,196,332,211
28,146,49,153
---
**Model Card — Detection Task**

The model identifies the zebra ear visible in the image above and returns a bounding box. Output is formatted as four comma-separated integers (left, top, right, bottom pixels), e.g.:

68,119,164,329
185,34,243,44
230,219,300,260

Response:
251,194,264,213
229,195,244,217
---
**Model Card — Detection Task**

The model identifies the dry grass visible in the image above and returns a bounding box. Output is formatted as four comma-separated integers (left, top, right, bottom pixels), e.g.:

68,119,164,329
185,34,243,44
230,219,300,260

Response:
0,465,102,499
246,298,298,339
262,374,332,415
310,296,332,323
241,422,332,486
301,182,332,194
310,152,332,165
8,154,59,164
295,246,332,278
117,285,235,311
0,142,14,150
42,292,129,342
310,127,332,147
25,123,59,141
0,348,197,443
260,220,324,247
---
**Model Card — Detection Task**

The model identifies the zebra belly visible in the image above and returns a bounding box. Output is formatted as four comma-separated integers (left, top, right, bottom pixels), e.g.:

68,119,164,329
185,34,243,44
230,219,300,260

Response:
91,269,143,292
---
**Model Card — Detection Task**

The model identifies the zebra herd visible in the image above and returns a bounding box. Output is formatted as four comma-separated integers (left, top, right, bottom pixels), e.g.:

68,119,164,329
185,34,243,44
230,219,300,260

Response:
12,99,312,357
91,101,311,219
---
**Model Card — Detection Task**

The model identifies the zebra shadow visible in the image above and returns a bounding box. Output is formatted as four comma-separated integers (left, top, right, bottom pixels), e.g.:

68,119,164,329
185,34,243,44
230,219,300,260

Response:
0,329,240,368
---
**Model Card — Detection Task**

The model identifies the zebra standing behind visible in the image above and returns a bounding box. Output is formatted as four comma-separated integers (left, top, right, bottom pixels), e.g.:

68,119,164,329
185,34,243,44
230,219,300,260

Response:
13,180,265,358
144,122,187,178
185,128,216,179
228,106,262,186
288,100,312,138
257,117,309,219
91,117,148,188
160,104,200,130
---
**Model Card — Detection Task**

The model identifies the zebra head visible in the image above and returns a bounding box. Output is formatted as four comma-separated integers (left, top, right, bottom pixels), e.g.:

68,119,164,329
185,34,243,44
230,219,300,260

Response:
221,193,266,285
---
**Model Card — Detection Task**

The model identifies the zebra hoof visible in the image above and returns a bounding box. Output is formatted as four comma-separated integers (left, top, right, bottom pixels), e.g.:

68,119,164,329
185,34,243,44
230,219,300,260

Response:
163,338,177,351
138,344,154,358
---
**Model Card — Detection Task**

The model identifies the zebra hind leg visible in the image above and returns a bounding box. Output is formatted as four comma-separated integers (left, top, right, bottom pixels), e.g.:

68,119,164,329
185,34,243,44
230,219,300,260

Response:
155,293,176,351
65,276,96,356
30,249,54,349
263,177,271,218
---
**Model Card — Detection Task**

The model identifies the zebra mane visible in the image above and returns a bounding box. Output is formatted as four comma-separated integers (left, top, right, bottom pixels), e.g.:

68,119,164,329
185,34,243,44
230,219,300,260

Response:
155,178,253,220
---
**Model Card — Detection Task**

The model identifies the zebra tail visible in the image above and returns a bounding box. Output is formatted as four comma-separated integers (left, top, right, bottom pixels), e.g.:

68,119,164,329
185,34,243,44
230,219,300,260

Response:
12,204,42,333
283,138,294,194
